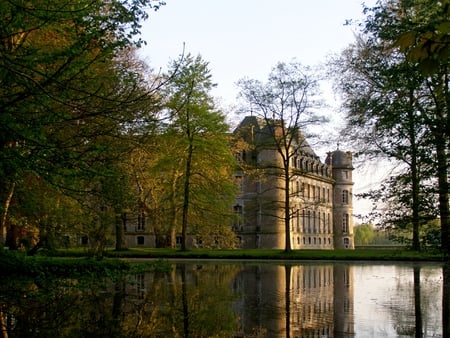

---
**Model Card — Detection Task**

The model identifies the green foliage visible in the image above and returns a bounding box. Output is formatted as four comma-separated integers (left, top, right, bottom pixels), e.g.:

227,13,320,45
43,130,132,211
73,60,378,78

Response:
393,0,450,74
158,53,238,249
333,0,450,252
98,247,445,261
354,223,375,245
0,248,171,277
0,0,166,250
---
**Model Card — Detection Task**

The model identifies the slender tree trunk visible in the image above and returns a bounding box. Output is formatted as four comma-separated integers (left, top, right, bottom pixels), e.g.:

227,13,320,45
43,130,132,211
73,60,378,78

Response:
285,265,291,338
443,263,450,338
407,101,421,251
284,161,291,252
168,171,179,248
427,71,449,254
181,141,193,251
413,265,423,338
181,264,189,338
1,182,15,245
435,138,450,254
0,309,8,338
115,213,127,251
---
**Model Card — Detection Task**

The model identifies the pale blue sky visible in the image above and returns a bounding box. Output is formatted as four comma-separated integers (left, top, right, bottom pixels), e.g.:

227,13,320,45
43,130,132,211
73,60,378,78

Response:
140,0,376,108
140,1,384,217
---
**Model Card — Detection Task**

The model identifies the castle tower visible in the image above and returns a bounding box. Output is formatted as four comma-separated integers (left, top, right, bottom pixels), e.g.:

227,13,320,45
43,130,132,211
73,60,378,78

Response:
326,149,355,249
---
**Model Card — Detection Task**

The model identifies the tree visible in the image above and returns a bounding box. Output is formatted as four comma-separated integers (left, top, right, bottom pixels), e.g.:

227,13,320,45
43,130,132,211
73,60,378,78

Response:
128,134,184,248
354,223,375,245
161,54,238,250
0,1,164,246
394,0,450,74
237,60,325,252
331,0,449,252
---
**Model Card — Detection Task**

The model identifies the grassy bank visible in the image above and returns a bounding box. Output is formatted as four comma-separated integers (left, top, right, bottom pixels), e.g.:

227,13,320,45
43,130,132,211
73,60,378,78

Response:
2,248,446,277
57,247,447,262
0,249,170,277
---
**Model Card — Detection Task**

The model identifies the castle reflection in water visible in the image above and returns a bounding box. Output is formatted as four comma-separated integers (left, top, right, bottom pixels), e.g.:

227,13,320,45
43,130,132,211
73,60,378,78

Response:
231,264,354,337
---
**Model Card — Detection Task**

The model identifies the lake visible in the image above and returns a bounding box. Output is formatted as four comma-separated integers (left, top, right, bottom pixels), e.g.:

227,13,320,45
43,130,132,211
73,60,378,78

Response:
1,260,448,337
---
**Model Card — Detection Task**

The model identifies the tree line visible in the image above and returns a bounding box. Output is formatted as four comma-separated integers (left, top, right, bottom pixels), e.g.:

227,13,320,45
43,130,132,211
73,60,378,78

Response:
0,1,237,255
0,0,448,255
329,0,449,253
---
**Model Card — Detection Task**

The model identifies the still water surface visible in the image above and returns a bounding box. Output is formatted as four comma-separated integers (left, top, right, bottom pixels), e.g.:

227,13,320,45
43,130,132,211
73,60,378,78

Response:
1,261,448,337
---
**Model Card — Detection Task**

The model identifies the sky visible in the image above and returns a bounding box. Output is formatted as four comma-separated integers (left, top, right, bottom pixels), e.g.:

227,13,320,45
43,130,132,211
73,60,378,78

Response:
139,0,387,218
140,0,376,110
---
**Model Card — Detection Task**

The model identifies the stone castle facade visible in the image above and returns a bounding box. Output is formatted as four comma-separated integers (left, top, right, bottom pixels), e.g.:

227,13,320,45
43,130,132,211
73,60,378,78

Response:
120,115,355,250
232,116,355,249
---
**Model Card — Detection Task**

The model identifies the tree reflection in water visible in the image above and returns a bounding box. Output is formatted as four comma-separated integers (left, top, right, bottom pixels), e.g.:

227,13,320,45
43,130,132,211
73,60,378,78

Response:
0,262,445,337
444,262,450,338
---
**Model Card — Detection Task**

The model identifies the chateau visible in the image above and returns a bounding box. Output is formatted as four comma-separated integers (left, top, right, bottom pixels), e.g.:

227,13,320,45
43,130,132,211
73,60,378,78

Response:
232,116,355,249
121,115,355,250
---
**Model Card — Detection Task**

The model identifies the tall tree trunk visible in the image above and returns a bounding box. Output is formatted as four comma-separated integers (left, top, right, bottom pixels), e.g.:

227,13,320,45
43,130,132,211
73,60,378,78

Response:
0,182,15,245
181,141,193,251
115,213,127,251
284,161,292,252
284,265,291,338
407,101,421,251
443,263,450,338
181,264,190,338
168,171,179,248
413,265,423,338
435,138,450,254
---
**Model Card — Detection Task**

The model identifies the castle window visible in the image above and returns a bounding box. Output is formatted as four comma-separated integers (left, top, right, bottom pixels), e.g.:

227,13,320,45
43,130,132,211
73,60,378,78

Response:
342,190,349,204
233,205,243,229
137,236,144,245
344,170,349,179
81,236,89,245
313,211,316,233
234,175,243,192
307,210,311,233
342,214,349,233
302,209,306,232
137,211,145,231
318,213,321,233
